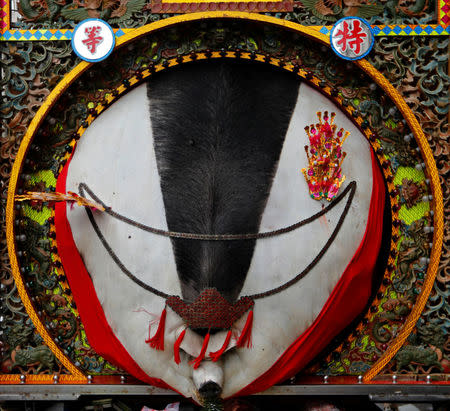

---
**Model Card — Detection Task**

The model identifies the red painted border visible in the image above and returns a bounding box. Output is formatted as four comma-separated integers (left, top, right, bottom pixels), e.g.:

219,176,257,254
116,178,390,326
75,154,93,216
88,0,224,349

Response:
0,0,9,32
440,0,450,25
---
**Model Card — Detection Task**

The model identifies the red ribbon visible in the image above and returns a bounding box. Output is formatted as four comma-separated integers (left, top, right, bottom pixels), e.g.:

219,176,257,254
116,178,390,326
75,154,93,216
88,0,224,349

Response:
236,310,253,349
145,308,166,351
209,329,232,362
173,329,186,365
190,332,210,369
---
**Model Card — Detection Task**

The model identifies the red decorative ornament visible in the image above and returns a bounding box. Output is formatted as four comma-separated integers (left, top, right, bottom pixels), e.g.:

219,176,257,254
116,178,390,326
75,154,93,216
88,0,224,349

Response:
302,111,349,201
147,289,255,364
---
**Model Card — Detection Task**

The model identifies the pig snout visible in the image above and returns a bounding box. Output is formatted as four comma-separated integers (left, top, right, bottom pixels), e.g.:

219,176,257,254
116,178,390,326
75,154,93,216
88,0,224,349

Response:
192,360,224,400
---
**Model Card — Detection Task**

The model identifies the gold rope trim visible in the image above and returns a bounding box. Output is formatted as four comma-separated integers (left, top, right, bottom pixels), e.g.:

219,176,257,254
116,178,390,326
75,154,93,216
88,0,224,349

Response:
5,12,443,383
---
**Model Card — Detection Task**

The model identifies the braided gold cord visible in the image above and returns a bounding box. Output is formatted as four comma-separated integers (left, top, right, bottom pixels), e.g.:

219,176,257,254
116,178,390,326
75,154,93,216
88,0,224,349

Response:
5,12,443,384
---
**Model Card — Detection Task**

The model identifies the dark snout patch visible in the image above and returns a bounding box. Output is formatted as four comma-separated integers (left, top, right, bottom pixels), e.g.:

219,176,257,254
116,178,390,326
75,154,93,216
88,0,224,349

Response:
199,381,222,401
147,61,300,304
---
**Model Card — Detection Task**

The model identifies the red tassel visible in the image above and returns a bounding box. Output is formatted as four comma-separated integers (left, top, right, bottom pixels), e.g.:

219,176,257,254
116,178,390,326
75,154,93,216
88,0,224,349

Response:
236,310,253,348
173,329,186,365
145,308,166,351
209,329,232,362
190,332,210,369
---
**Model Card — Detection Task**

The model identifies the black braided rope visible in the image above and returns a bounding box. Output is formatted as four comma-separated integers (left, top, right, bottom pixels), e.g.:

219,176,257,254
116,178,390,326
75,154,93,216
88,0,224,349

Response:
79,182,356,241
79,181,356,300
249,181,356,299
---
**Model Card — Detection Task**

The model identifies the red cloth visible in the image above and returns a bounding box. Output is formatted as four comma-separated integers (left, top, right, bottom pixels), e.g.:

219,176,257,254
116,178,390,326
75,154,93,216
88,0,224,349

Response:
55,162,171,389
235,149,385,396
55,149,384,396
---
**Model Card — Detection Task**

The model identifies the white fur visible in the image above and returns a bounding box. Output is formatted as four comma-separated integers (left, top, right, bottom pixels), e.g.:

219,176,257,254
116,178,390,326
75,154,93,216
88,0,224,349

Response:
192,360,224,392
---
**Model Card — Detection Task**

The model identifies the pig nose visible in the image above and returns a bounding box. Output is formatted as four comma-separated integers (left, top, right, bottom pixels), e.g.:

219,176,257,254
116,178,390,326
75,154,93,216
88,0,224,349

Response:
198,381,222,400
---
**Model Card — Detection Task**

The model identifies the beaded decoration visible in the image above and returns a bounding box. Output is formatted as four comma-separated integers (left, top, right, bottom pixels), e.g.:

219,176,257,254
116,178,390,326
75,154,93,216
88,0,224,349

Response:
302,111,349,201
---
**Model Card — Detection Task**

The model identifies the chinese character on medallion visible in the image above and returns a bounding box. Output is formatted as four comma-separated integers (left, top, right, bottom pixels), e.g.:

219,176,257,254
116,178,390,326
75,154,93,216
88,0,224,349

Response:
330,17,374,61
71,19,115,63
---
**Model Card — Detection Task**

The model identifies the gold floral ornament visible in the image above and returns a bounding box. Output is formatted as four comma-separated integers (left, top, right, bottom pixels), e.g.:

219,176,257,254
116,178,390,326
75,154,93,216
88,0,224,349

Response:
15,191,105,211
302,111,349,201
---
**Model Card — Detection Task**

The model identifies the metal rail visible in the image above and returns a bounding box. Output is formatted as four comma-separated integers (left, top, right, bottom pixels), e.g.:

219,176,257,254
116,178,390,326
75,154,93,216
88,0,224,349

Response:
0,384,448,402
